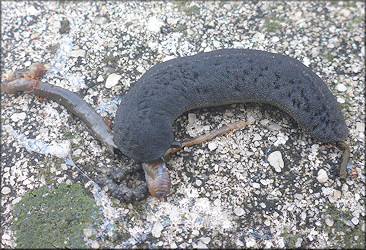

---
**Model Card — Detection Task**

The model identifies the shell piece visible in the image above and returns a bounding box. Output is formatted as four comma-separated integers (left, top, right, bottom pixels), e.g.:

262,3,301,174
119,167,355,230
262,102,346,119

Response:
142,160,171,198
114,49,348,162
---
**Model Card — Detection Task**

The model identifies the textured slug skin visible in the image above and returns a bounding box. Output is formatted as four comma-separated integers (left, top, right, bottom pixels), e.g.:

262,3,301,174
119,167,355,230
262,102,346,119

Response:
114,49,348,163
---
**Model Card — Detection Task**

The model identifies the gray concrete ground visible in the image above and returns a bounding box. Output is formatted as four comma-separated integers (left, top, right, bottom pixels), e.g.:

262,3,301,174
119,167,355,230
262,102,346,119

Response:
1,1,365,248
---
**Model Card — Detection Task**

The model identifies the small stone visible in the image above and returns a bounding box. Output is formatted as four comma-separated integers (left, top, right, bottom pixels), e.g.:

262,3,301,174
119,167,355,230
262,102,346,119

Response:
208,142,217,151
337,97,345,104
201,237,210,244
83,228,93,238
253,133,262,141
355,122,365,133
246,237,257,248
341,9,351,17
317,169,328,183
69,49,86,58
152,221,164,237
195,179,202,186
268,151,284,173
351,217,359,225
136,65,145,73
195,241,207,249
212,40,221,48
167,17,178,25
192,229,200,236
272,36,280,43
188,113,197,125
325,216,334,227
303,57,311,67
147,17,164,32
234,207,245,216
268,124,281,131
332,190,342,200
11,112,26,122
105,73,122,88
252,182,260,189
2,187,11,195
91,240,99,249
97,75,104,82
336,84,347,92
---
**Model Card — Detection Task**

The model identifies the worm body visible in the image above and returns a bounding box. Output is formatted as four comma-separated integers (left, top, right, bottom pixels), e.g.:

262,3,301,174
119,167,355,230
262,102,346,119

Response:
114,49,349,163
2,76,117,154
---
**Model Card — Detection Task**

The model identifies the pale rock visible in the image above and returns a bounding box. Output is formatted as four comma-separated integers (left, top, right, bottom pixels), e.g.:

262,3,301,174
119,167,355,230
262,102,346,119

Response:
332,190,342,200
69,49,86,58
336,84,347,92
152,221,164,237
208,142,217,151
188,113,197,125
91,240,99,249
83,228,93,238
147,17,164,32
317,169,328,183
11,112,26,122
105,73,122,88
268,151,284,173
234,207,245,216
97,75,104,82
2,187,11,195
351,217,359,225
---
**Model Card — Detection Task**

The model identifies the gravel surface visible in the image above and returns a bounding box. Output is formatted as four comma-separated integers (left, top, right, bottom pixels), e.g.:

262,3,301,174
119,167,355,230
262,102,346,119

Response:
1,1,365,248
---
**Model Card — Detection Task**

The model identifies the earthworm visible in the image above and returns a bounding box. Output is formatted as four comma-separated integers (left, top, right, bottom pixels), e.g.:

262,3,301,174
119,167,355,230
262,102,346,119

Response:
2,69,117,154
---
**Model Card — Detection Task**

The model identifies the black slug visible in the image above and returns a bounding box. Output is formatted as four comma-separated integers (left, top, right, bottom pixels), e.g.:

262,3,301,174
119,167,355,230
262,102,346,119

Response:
113,49,349,163
3,49,350,200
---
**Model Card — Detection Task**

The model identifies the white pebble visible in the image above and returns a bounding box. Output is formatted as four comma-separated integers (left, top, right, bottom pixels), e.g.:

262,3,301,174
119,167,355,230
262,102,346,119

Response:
167,17,178,25
105,73,122,88
351,217,359,225
332,190,342,200
252,182,260,189
201,237,211,244
268,151,284,173
83,228,93,238
253,133,262,141
325,217,334,227
355,122,365,133
91,240,99,249
303,57,311,67
152,221,164,237
97,75,104,82
147,17,164,32
336,84,347,92
337,97,345,104
272,36,280,43
317,169,328,183
11,112,26,122
208,141,217,151
234,207,245,216
1,187,11,195
195,179,202,186
69,49,86,58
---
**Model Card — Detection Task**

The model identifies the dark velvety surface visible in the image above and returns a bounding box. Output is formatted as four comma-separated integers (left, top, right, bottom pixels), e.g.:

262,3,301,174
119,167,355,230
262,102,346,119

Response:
114,49,348,162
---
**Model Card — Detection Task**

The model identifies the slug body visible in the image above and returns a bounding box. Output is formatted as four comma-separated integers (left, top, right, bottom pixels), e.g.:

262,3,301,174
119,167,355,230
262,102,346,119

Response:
114,49,349,163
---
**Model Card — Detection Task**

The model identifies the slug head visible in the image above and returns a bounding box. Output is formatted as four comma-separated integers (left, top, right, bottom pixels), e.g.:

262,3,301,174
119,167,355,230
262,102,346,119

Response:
142,159,171,199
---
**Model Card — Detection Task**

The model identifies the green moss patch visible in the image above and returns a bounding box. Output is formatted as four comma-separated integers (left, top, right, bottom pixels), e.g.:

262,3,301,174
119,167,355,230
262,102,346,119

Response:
11,183,102,249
